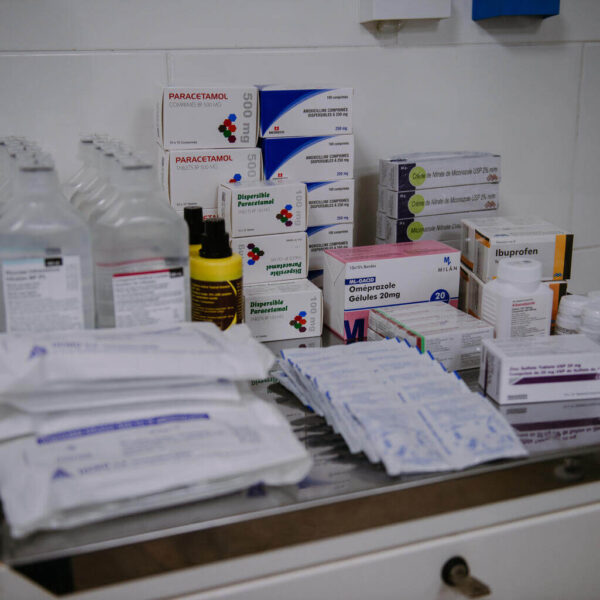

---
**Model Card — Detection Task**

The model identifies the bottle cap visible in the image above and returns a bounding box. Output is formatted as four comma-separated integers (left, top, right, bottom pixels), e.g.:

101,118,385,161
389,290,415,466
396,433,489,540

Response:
497,258,542,284
582,301,600,327
200,217,232,259
558,294,589,317
183,207,204,245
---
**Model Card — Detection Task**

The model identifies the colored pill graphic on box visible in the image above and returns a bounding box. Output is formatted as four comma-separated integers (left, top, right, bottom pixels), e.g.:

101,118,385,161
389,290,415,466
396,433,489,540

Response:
276,204,294,227
218,113,238,144
229,173,242,184
246,243,264,265
290,311,307,333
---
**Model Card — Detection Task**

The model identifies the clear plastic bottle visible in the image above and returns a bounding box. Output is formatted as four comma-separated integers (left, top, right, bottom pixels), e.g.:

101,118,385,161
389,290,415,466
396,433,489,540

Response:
0,155,94,332
91,157,190,328
77,146,118,221
555,294,589,335
481,258,553,339
71,136,110,209
62,134,96,202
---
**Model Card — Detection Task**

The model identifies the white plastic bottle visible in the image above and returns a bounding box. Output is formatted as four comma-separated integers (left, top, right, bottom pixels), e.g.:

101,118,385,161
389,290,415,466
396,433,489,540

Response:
0,156,94,332
555,294,589,335
578,301,600,343
481,258,553,339
91,157,190,328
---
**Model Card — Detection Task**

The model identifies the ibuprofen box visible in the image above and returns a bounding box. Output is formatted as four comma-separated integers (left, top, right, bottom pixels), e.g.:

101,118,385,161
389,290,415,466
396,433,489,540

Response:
307,223,354,270
323,241,460,341
157,86,258,150
259,86,353,138
232,232,307,285
243,279,323,342
218,181,307,237
261,135,354,182
379,152,501,191
306,180,354,227
159,148,262,215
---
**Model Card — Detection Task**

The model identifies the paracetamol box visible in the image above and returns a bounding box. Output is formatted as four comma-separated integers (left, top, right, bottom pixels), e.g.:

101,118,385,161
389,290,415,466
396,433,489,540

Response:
379,152,501,192
378,183,499,219
232,232,307,285
479,335,600,404
306,180,354,227
369,302,494,371
307,223,354,270
261,135,354,182
156,86,258,150
243,279,323,341
323,241,460,341
160,148,261,213
259,86,353,138
218,181,307,237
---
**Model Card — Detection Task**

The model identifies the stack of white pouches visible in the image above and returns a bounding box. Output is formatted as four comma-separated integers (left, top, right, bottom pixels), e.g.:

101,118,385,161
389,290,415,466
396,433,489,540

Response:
0,323,311,538
376,152,500,249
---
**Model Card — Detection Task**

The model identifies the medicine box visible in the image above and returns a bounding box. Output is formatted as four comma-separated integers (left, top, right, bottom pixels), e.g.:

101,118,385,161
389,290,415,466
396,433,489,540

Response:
232,232,308,285
261,135,354,182
308,269,324,289
157,86,258,150
218,181,307,237
306,180,354,227
378,183,499,219
379,152,500,192
323,241,460,341
479,334,600,404
159,148,262,215
369,302,494,371
307,223,354,270
259,86,353,138
243,279,323,342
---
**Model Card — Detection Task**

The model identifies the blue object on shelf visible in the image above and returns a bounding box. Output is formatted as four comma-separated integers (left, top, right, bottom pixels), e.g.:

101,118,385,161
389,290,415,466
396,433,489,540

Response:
473,0,560,20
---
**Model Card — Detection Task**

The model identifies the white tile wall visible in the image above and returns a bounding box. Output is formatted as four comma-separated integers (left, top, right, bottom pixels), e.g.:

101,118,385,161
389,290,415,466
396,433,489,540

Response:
1,0,600,290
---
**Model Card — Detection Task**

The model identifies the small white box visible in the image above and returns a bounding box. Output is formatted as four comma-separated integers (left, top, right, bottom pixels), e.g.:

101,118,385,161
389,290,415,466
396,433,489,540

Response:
243,279,323,342
306,180,354,227
218,181,307,237
159,148,262,213
480,335,600,404
232,232,308,285
261,135,354,182
307,223,354,270
157,86,258,150
259,86,353,138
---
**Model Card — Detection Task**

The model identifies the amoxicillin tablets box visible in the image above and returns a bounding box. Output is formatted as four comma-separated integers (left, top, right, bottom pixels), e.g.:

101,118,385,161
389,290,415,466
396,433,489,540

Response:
259,86,353,138
261,135,354,182
307,223,354,270
243,279,323,342
306,180,354,227
157,86,258,150
323,241,460,341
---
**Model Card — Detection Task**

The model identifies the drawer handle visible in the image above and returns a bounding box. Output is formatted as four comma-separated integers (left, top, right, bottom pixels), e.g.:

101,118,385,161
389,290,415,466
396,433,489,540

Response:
441,556,491,598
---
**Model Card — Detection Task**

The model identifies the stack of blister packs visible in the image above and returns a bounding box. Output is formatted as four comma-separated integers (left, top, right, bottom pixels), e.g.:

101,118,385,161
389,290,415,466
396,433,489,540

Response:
275,339,526,475
0,323,311,538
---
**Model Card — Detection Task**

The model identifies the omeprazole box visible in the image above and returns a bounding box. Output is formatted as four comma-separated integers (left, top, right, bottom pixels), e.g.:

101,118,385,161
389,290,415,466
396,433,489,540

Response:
306,180,354,227
259,86,353,138
480,335,600,404
160,149,261,213
243,279,323,342
157,86,258,150
261,135,354,182
378,183,499,219
307,223,354,270
218,181,307,237
232,232,307,285
379,152,500,192
323,241,460,341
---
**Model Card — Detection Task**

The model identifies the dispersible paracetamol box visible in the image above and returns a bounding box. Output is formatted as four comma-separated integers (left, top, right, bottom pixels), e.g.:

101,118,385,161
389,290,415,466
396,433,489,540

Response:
379,152,501,192
218,181,307,237
259,86,353,138
160,148,262,214
232,232,307,285
157,86,258,150
306,180,354,227
323,241,460,341
479,335,600,404
378,183,499,219
307,224,354,270
261,135,354,182
243,279,323,342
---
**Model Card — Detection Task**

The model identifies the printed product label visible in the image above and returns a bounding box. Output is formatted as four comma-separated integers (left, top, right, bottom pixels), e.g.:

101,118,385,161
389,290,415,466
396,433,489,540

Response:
112,267,186,328
191,277,242,330
510,297,548,337
1,256,84,332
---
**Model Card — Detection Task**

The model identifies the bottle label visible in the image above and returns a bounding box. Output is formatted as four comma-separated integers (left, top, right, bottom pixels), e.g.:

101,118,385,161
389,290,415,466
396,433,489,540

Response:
1,256,85,332
510,297,549,337
112,266,186,328
191,277,242,330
